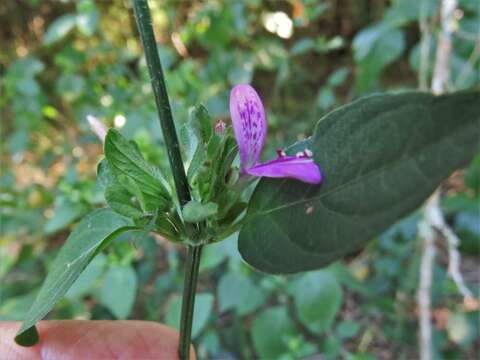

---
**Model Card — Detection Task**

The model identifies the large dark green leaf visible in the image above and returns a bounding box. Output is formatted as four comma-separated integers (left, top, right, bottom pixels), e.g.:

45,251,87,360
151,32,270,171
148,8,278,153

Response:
239,91,480,274
15,208,135,345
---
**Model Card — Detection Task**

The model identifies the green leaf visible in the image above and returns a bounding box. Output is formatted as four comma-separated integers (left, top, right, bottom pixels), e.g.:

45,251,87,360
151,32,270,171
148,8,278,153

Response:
76,0,99,36
165,293,214,338
239,91,480,274
99,264,137,319
218,271,266,315
104,129,170,212
187,143,207,182
317,88,335,109
336,320,360,340
43,14,78,45
199,236,240,273
189,104,213,144
251,307,296,359
65,253,106,299
287,270,342,334
206,135,238,201
105,184,144,219
328,67,349,87
182,200,218,223
44,198,88,235
179,122,198,163
355,28,405,92
290,38,315,55
96,159,116,190
352,21,392,61
15,208,135,344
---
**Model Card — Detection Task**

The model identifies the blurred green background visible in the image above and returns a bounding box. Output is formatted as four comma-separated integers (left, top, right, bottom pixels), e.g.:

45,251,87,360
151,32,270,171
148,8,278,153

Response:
1,0,479,359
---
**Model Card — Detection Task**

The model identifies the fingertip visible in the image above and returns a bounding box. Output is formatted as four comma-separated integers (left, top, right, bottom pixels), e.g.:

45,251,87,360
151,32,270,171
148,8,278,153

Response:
1,321,195,360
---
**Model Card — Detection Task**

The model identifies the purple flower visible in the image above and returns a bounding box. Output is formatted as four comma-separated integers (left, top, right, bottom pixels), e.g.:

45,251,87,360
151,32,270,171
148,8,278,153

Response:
229,84,322,184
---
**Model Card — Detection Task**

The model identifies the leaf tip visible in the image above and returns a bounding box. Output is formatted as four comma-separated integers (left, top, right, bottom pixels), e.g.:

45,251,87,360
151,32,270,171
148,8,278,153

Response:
15,325,39,347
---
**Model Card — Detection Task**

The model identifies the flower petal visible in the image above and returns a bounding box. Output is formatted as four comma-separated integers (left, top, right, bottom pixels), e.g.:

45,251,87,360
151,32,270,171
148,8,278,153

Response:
87,115,108,143
229,84,266,169
246,156,322,184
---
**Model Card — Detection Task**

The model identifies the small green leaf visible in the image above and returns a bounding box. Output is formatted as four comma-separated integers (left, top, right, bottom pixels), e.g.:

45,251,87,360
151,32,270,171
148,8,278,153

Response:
43,14,78,45
336,320,360,339
206,135,238,201
182,201,218,223
187,142,207,182
240,91,480,274
218,271,266,315
189,104,213,144
328,67,349,87
76,0,98,36
179,123,198,162
15,208,135,344
44,197,88,234
352,21,392,61
104,129,170,212
252,307,296,359
105,184,144,219
96,159,116,190
356,28,405,92
288,270,342,334
291,38,315,55
99,265,137,319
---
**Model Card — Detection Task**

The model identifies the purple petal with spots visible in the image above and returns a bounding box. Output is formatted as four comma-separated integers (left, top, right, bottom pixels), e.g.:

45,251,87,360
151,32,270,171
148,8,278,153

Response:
245,156,322,184
229,84,266,169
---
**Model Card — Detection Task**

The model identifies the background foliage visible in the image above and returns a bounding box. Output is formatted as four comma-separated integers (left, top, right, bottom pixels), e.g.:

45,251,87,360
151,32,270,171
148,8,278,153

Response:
1,0,479,359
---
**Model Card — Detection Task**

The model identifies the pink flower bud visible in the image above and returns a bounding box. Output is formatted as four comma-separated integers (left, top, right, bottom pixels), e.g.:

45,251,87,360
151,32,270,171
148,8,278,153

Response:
215,120,226,135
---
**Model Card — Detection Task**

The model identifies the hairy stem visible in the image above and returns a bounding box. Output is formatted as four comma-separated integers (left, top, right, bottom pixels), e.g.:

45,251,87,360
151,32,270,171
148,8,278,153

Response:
132,1,201,359
179,245,203,359
132,0,191,206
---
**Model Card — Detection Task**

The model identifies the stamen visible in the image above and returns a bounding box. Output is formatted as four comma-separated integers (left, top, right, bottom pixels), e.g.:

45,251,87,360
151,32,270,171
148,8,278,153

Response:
296,152,304,158
277,149,286,157
304,149,313,157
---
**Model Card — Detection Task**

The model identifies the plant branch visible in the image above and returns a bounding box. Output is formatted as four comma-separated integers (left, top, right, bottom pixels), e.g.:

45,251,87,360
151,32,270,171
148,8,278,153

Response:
431,0,458,94
417,2,466,360
417,192,439,360
132,0,191,206
418,0,434,91
132,2,202,359
179,245,203,360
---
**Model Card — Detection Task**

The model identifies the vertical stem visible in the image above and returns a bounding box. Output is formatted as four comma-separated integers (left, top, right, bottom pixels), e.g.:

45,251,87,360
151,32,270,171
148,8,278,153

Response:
431,0,458,94
132,1,202,359
179,245,203,360
417,2,458,360
132,0,191,206
417,194,438,360
418,0,432,91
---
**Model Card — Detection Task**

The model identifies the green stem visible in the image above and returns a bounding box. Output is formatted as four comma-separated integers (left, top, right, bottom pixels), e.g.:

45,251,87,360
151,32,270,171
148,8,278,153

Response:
179,245,203,360
132,1,202,359
132,0,191,206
